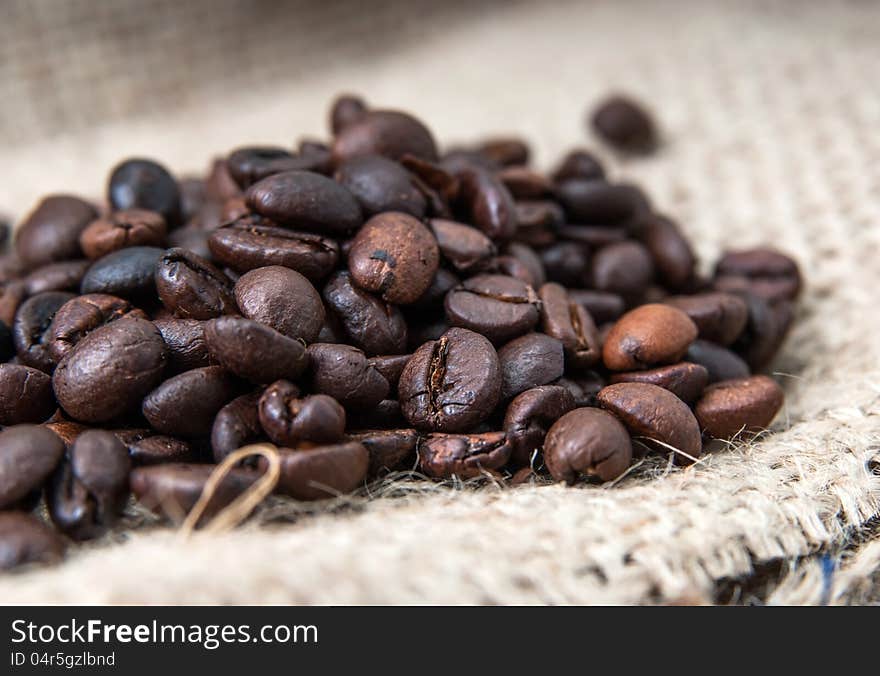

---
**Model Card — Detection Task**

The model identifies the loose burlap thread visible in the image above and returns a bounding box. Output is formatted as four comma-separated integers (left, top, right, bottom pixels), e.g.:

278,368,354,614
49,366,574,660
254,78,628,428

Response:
0,0,879,604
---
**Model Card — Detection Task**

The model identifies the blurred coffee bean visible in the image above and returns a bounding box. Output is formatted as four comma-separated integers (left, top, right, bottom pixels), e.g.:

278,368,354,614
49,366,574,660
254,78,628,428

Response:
664,292,748,346
211,391,264,462
591,240,655,301
332,110,438,163
330,94,368,135
24,260,90,295
591,95,657,153
0,512,66,570
347,428,418,478
686,339,751,384
15,195,98,267
429,219,496,273
454,168,517,241
551,149,606,183
639,214,696,291
271,442,369,501
0,425,65,509
714,248,802,303
540,242,590,287
0,364,56,424
79,209,167,260
108,158,181,227
335,155,426,218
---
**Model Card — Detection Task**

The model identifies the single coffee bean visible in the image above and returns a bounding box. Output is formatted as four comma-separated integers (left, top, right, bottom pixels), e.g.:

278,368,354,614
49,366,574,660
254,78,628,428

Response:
258,381,345,446
271,442,369,501
714,248,801,303
454,168,517,241
142,365,239,437
80,246,164,300
227,147,313,190
664,292,748,346
515,199,565,230
597,382,702,464
568,289,625,324
13,291,75,373
330,94,368,135
0,512,66,570
695,375,785,439
477,137,530,167
554,373,606,408
205,158,242,202
208,215,339,280
0,280,27,326
323,271,407,354
551,149,606,183
591,95,657,153
503,242,546,288
366,354,411,391
558,224,628,248
591,240,655,301
503,385,576,466
347,212,440,305
179,177,206,223
556,179,640,225
115,429,195,466
638,214,696,291
429,219,496,273
48,293,147,362
15,195,98,267
399,153,459,199
538,282,601,369
544,408,633,483
53,318,167,422
0,425,65,508
441,148,499,173
245,170,363,234
0,364,56,424
335,155,426,218
24,260,91,295
498,166,553,199
731,293,788,370
418,431,511,479
498,333,565,401
445,274,540,344
399,327,501,432
205,316,307,384
332,110,438,163
68,429,131,527
489,255,538,287
211,391,264,462
685,339,751,383
155,248,236,319
347,428,418,478
609,362,709,404
108,158,181,226
79,209,167,260
539,242,589,287
306,343,389,409
234,267,324,344
602,303,698,371
153,318,212,373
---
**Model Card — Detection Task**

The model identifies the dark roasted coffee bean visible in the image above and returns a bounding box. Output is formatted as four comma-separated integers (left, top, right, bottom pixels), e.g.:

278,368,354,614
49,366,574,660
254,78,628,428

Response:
211,391,264,462
80,245,164,300
323,271,407,354
714,249,801,303
271,442,368,500
24,260,90,295
556,179,640,225
79,209,167,260
441,148,499,173
568,289,625,324
46,461,97,541
142,366,238,437
591,96,657,153
399,327,501,432
591,240,654,301
515,199,565,230
15,195,98,267
454,168,517,241
0,425,64,508
540,242,589,287
179,177,206,223
347,428,418,478
445,274,540,344
418,431,511,479
53,317,167,422
558,224,627,248
539,282,601,369
686,339,751,384
554,373,605,408
503,385,576,466
0,280,27,326
503,242,545,288
68,429,130,527
0,253,25,282
602,304,697,371
0,364,56,425
477,137,530,167
307,343,389,409
48,293,146,362
597,382,702,464
609,362,709,404
347,212,439,304
639,214,696,291
490,255,537,287
330,94,368,135
366,354,411,391
695,375,785,439
498,166,553,199
205,316,307,384
551,149,606,183
115,429,195,466
335,155,426,218
43,420,88,448
544,408,633,483
205,158,242,202
13,291,75,372
731,293,788,370
258,380,345,446
0,512,65,570
167,224,212,259
332,110,438,163
665,292,748,346
429,219,496,273
227,147,311,190
235,266,324,342
155,248,236,319
152,317,212,373
108,158,181,226
498,333,564,401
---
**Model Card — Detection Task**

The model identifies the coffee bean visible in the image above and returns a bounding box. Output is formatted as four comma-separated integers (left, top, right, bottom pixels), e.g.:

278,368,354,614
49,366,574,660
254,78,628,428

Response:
441,148,499,173
179,177,207,223
540,242,589,287
515,199,565,231
591,96,657,153
335,155,427,218
0,364,56,424
544,408,633,483
116,429,195,466
714,248,801,303
429,219,496,273
48,293,147,362
418,431,511,479
538,282,601,368
498,166,553,199
503,242,546,288
731,293,788,370
347,428,418,478
498,333,565,401
445,274,540,344
155,248,236,319
409,269,459,312
330,94,368,135
332,110,438,163
597,382,702,464
556,180,640,225
79,209,167,260
602,303,698,371
685,339,751,384
551,149,606,183
43,420,88,448
307,343,389,409
142,366,239,437
609,362,709,404
227,147,314,190
211,391,264,462
13,291,75,372
258,380,345,446
665,292,748,346
477,137,530,167
271,442,369,500
554,373,605,408
323,271,407,355
206,158,243,203
366,354,411,391
108,158,181,226
152,317,212,373
0,512,65,570
0,281,27,326
53,318,167,423
591,240,655,301
0,425,65,508
15,195,98,267
24,260,90,295
399,327,501,432
68,429,130,527
638,214,696,291
490,254,539,287
567,289,625,324
235,266,324,342
205,316,307,384
503,385,576,466
454,168,517,241
695,375,785,439
80,246,164,300
167,225,212,260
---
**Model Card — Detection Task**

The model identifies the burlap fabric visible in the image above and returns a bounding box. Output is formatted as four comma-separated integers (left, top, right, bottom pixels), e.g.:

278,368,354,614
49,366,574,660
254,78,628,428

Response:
1,0,878,604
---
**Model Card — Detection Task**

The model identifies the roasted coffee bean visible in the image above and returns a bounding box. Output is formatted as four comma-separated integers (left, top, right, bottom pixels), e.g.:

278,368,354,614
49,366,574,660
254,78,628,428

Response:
235,266,324,342
68,429,130,526
399,327,501,432
167,225,212,260
445,274,540,344
53,318,167,423
429,219,496,273
24,260,90,295
551,149,606,183
347,212,439,304
557,224,627,248
503,385,576,466
665,292,748,346
554,373,605,408
208,216,340,281
335,155,426,218
418,431,511,479
0,425,65,508
539,282,601,369
597,382,702,464
477,137,530,167
152,317,212,373
271,442,369,500
245,170,362,234
603,303,698,371
591,240,655,301
441,148,499,173
79,209,167,260
43,420,88,448
366,354,411,391
330,94,368,135
695,375,785,439
639,214,696,291
46,460,97,540
503,242,545,288
540,242,590,287
556,180,640,225
731,293,788,370
686,339,751,384
48,293,146,362
544,408,633,483
307,343,389,408
13,291,75,372
347,428,418,478
205,158,242,202
205,316,307,384
211,391,264,462
179,177,207,223
515,199,564,230
591,96,657,153
491,255,538,287
454,168,517,241
15,195,98,267
142,366,239,437
108,158,181,226
227,147,311,189
0,364,56,424
498,166,553,199
155,248,236,319
609,362,709,404
258,380,345,446
0,280,27,326
498,333,565,401
332,110,438,163
80,246,164,300
568,289,625,324
116,429,195,466
0,512,65,570
323,271,407,355
714,248,801,303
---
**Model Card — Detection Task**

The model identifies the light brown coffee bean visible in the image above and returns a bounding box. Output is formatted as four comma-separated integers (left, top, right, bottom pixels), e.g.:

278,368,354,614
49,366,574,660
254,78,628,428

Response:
602,304,698,371
694,375,784,439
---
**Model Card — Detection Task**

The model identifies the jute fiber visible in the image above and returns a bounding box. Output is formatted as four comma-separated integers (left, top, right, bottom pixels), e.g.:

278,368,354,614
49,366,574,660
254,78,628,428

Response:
0,0,878,604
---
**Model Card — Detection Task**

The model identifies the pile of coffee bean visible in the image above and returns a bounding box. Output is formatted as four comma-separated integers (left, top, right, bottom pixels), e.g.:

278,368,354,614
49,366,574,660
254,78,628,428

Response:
0,94,800,570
